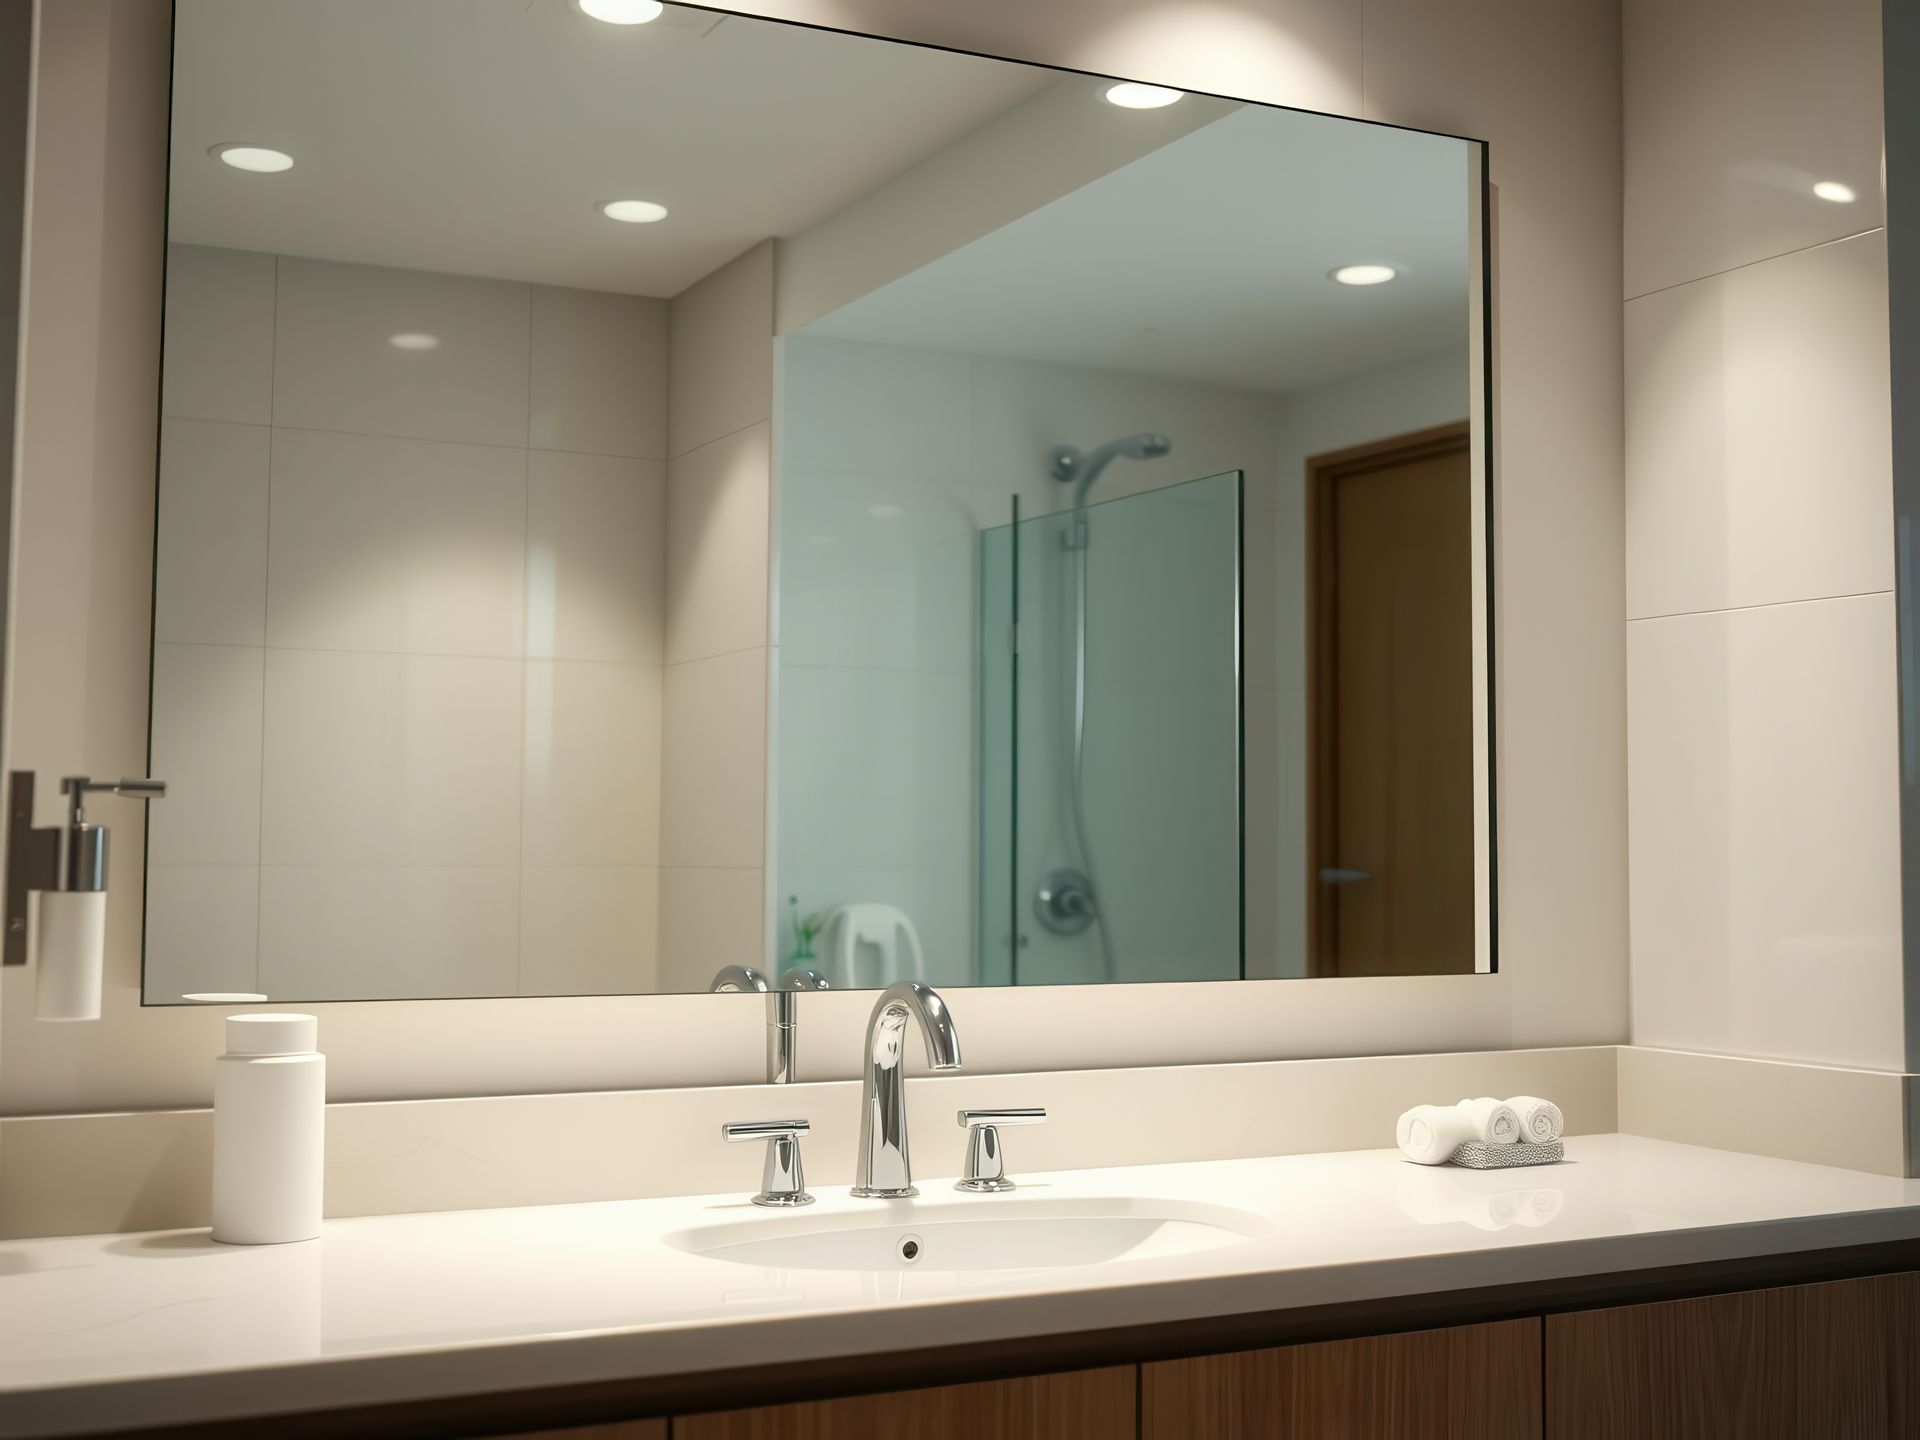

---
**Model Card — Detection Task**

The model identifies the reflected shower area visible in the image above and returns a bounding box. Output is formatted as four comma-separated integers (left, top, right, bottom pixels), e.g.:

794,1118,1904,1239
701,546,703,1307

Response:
979,468,1243,986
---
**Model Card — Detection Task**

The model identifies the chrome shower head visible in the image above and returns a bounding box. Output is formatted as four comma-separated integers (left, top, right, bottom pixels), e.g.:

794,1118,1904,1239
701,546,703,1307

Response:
1049,432,1173,505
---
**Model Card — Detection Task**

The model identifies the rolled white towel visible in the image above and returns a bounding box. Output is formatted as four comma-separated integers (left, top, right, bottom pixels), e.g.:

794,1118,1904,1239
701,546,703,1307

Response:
1396,1104,1476,1165
1456,1096,1522,1145
1506,1095,1564,1144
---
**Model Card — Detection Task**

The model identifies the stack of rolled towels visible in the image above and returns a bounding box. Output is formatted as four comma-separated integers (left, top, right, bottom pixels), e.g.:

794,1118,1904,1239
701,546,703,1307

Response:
1395,1095,1564,1165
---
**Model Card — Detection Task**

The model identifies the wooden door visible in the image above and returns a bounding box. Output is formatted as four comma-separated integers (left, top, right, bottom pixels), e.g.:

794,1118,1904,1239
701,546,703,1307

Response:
675,1366,1134,1440
1545,1273,1920,1438
1142,1319,1541,1439
1308,423,1475,976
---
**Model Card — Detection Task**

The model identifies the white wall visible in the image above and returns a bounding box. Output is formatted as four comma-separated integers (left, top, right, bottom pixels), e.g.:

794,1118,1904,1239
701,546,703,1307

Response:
148,245,670,1002
0,0,1625,1115
1622,0,1901,1070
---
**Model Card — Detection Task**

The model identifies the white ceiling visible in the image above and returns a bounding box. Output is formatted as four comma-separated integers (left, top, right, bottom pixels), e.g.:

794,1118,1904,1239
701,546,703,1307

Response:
804,106,1474,396
169,0,1051,297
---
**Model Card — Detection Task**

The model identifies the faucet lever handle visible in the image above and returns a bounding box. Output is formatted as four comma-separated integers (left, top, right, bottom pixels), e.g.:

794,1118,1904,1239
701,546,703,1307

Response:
955,1107,1045,1193
722,1119,813,1208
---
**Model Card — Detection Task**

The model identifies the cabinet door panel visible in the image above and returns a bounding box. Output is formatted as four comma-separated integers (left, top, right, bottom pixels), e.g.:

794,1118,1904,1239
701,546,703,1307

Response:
1546,1272,1920,1439
1142,1318,1541,1439
675,1366,1134,1440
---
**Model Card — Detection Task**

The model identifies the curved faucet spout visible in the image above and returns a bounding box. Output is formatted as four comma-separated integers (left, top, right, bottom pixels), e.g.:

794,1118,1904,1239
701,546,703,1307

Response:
853,982,962,1198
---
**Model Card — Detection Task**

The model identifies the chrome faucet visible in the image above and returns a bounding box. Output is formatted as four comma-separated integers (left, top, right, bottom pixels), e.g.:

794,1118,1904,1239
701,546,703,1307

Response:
852,981,962,1198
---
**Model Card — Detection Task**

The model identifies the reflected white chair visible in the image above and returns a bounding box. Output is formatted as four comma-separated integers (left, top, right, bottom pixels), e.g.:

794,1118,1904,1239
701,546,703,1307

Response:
822,903,927,989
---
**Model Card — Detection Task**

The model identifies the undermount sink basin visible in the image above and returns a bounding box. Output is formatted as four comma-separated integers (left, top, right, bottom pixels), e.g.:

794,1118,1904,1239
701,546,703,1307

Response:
665,1195,1270,1273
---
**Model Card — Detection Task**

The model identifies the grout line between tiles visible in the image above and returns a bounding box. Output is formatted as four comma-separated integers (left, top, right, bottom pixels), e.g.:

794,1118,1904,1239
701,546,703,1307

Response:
1627,587,1893,625
1624,226,1886,304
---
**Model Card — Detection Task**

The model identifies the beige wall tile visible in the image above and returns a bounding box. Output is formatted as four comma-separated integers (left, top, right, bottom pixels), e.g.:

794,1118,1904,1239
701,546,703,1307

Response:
667,241,772,459
162,244,273,425
527,450,666,664
529,285,668,460
260,650,524,868
266,428,527,658
273,257,530,447
658,864,774,992
258,866,520,1001
520,865,660,996
153,418,270,646
147,643,263,866
665,421,770,663
661,648,768,870
522,660,662,868
1627,232,1893,619
1624,0,1884,299
1618,1046,1908,1176
1628,594,1903,1070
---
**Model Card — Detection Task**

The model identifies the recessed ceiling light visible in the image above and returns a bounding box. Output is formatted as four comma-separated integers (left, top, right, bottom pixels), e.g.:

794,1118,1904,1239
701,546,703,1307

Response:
388,333,440,351
597,198,669,224
576,0,665,22
210,143,293,173
1103,82,1183,110
576,0,665,21
1813,180,1856,203
1330,264,1397,286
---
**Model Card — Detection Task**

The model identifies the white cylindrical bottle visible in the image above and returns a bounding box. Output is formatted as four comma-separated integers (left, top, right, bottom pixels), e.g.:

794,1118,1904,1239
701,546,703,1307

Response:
212,1013,325,1245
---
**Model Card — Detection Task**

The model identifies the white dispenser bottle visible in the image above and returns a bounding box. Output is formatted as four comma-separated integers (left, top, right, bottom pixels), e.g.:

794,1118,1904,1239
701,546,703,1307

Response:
212,1013,325,1244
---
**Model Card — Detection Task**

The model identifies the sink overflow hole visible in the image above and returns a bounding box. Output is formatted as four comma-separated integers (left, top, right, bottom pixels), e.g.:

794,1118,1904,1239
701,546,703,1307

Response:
896,1234,922,1264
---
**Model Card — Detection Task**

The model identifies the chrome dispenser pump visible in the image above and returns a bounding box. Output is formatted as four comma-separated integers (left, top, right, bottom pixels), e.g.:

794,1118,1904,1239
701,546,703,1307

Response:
4,773,167,1018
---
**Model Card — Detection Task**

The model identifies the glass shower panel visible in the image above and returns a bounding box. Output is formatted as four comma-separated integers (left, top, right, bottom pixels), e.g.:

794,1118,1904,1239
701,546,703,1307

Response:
980,471,1243,986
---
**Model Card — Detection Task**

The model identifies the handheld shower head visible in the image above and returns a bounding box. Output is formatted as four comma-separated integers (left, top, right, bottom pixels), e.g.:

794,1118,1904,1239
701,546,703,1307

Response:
1049,432,1173,505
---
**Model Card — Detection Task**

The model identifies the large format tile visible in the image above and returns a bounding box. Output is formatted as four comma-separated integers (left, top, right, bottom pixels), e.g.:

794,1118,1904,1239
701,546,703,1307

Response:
1624,0,1884,298
666,422,769,663
668,242,772,458
519,866,659,996
529,286,668,461
1626,232,1892,619
657,865,765,993
153,419,270,645
273,257,529,447
147,643,263,866
162,244,274,425
522,660,662,868
258,866,519,1001
660,648,768,870
1627,593,1902,1071
266,428,526,657
142,866,259,1004
260,649,522,868
526,450,665,664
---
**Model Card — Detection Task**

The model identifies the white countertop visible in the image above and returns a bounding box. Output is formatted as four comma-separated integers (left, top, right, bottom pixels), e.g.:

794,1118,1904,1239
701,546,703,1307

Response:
4,1134,1920,1437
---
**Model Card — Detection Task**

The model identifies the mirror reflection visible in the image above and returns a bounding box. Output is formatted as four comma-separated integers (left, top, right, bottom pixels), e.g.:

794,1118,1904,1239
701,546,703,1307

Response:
145,0,1488,1003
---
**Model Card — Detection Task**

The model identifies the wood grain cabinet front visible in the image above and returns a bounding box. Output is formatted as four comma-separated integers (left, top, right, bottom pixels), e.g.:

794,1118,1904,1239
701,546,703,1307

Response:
673,1365,1135,1440
1141,1318,1543,1440
1545,1273,1920,1439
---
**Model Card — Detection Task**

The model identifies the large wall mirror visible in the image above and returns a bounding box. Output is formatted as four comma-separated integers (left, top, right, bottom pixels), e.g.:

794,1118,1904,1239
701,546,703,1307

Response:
145,0,1490,1004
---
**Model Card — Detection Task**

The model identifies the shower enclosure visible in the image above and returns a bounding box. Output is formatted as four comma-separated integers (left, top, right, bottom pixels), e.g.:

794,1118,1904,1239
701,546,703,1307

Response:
978,470,1244,986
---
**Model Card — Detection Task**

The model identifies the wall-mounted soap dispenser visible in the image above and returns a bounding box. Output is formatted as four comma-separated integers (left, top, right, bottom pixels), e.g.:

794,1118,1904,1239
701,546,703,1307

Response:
3,772,166,1020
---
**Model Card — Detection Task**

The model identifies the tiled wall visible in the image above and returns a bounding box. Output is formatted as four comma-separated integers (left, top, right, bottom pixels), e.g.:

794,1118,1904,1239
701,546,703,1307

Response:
1622,0,1900,1069
657,242,776,994
149,245,669,1001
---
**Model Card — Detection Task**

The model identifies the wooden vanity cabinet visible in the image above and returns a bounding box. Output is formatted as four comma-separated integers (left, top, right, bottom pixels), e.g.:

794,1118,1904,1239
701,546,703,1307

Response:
1141,1318,1541,1440
674,1367,1134,1440
1544,1272,1920,1439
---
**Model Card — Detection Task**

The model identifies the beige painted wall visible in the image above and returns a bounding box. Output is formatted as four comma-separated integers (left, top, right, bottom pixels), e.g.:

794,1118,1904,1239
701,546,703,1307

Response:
0,0,1626,1116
